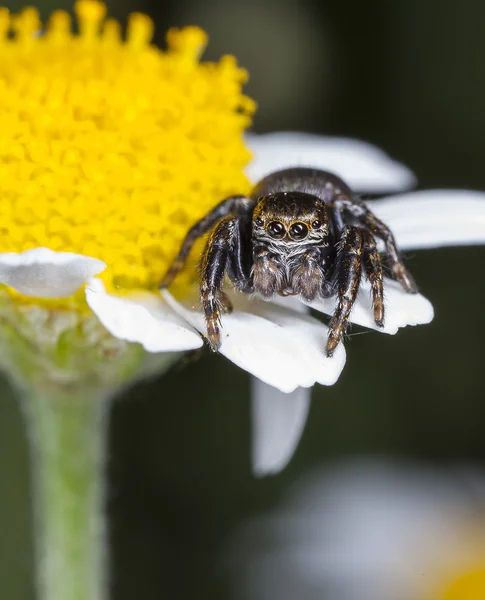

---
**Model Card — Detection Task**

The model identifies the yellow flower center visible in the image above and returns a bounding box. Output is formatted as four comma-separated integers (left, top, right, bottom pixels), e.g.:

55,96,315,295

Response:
0,1,255,302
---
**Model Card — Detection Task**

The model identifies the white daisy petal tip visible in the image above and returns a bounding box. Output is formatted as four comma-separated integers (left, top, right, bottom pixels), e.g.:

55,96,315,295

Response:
369,189,485,251
318,341,346,385
350,280,435,335
0,247,106,298
163,290,346,393
251,382,311,477
383,284,435,333
309,278,434,336
245,131,416,193
216,302,347,392
86,279,203,353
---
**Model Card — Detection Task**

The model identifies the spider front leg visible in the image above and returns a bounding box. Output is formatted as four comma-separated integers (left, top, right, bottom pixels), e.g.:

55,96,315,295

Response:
200,217,237,350
327,227,364,357
363,230,385,327
160,195,251,289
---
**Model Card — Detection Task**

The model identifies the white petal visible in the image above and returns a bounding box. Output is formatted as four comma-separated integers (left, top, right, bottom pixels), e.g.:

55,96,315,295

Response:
368,190,485,250
246,132,416,192
0,247,106,298
86,279,203,352
307,278,434,334
249,297,312,476
251,381,311,477
162,291,346,393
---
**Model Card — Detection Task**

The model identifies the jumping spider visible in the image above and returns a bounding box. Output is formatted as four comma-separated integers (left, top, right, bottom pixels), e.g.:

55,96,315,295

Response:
160,167,417,356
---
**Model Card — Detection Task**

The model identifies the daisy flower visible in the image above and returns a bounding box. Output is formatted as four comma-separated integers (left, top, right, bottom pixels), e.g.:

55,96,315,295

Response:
2,1,485,598
227,460,485,600
0,3,254,599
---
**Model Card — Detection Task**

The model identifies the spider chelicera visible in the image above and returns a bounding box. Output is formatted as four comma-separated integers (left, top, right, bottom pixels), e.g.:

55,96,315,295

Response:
160,167,417,356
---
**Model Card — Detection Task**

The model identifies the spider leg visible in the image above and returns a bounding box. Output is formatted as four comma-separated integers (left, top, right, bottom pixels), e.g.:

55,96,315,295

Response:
329,198,417,293
363,230,384,327
226,218,254,294
160,195,252,288
327,227,364,357
200,216,236,350
361,208,417,293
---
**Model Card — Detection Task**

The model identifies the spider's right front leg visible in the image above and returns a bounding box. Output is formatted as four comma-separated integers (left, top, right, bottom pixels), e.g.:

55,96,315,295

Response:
200,217,236,350
327,226,364,357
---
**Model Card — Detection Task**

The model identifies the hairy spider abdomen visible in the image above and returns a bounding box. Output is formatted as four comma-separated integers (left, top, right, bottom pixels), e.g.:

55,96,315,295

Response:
252,167,353,203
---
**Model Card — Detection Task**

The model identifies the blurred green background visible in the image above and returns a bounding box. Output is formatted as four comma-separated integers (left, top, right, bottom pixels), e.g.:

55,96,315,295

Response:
1,0,485,598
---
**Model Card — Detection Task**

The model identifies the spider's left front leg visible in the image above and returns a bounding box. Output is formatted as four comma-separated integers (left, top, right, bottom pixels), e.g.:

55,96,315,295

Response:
327,227,364,357
160,194,251,289
200,217,237,350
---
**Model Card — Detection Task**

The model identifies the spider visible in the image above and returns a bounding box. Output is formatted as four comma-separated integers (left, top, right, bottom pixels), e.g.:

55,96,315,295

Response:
160,167,417,357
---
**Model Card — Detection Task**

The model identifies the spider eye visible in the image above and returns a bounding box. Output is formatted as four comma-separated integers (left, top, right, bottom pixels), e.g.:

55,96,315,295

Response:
312,220,322,229
255,217,264,226
289,222,308,240
267,221,286,239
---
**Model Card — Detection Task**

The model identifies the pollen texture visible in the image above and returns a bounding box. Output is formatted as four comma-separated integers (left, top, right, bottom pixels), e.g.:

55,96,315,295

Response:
0,1,255,300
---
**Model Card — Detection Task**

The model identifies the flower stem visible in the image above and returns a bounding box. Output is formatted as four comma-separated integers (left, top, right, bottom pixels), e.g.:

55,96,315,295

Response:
21,387,109,600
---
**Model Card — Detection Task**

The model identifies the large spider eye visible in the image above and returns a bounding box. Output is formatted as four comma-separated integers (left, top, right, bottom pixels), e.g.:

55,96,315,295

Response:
289,222,309,240
255,217,264,226
267,221,286,239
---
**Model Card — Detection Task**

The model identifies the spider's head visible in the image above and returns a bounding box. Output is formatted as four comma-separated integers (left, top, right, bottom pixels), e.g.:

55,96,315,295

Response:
252,191,329,245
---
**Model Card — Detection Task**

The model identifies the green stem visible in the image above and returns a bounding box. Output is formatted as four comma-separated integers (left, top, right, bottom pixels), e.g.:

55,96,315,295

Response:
21,388,109,600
